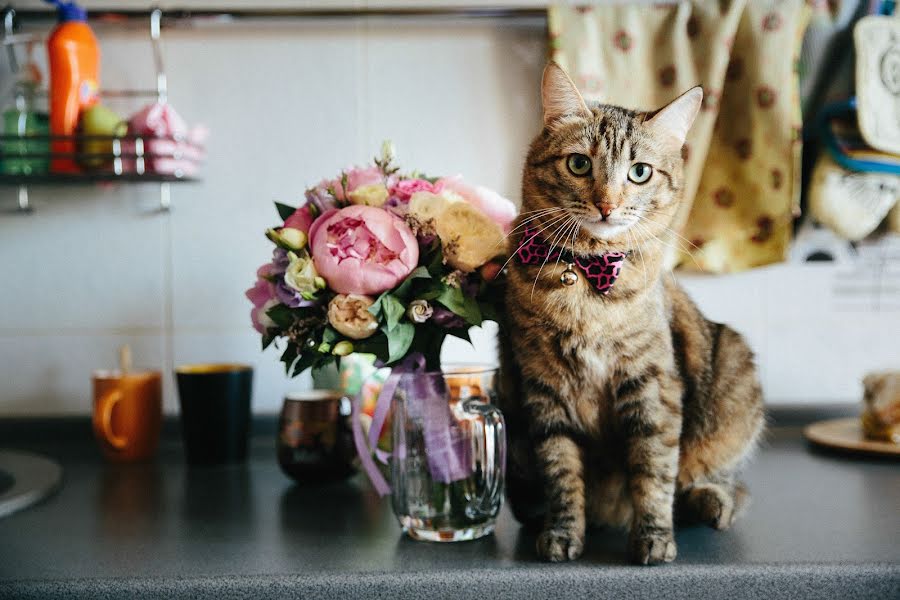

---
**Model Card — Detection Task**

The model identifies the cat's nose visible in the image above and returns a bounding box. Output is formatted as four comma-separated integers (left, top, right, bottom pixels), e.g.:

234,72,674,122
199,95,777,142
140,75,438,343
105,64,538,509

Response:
597,202,617,220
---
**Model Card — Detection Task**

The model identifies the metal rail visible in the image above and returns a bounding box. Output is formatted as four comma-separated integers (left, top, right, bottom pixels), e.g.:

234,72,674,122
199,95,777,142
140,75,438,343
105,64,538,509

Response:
2,6,549,23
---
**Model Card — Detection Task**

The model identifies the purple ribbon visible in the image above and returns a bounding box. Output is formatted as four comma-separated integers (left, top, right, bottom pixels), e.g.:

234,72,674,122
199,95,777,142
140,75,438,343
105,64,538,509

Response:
351,353,471,497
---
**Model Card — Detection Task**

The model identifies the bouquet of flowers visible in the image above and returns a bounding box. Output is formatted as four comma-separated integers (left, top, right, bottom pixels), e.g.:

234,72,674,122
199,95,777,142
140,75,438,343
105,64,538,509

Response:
245,143,516,375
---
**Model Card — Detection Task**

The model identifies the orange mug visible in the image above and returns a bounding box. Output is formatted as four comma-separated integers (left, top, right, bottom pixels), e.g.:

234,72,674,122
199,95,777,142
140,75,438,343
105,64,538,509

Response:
92,370,163,462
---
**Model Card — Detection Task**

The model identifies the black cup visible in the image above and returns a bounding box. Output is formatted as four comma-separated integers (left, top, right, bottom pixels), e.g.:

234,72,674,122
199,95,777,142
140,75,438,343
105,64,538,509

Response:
175,364,253,465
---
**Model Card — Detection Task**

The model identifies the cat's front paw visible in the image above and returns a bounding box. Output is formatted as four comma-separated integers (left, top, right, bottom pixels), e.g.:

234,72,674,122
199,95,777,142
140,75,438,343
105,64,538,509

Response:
628,529,677,566
536,528,584,562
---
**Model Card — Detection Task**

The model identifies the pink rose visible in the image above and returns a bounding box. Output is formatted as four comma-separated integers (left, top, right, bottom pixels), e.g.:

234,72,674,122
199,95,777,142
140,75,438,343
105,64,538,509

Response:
283,203,315,234
321,166,384,201
309,205,419,295
438,176,518,233
245,264,278,334
390,178,443,202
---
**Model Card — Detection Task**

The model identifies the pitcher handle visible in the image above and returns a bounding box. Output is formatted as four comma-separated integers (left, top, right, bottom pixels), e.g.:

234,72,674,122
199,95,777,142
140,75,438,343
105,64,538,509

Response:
461,399,506,519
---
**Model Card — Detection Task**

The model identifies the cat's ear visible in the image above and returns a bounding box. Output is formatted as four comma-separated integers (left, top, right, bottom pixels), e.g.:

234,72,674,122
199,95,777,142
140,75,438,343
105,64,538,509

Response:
541,62,591,127
645,86,703,147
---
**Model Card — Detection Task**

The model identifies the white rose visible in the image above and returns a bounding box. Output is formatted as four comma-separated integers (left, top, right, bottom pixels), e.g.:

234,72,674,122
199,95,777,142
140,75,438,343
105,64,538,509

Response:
284,251,325,299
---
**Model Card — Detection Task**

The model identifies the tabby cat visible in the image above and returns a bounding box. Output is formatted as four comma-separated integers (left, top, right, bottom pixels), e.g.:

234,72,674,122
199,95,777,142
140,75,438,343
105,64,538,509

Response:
498,63,765,565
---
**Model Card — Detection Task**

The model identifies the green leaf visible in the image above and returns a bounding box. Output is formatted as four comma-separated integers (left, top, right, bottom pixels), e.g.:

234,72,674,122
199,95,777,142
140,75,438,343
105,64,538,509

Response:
382,294,406,331
262,333,275,351
435,285,482,326
392,266,432,300
281,344,299,376
266,304,295,329
368,293,385,318
275,201,296,221
292,350,319,377
321,327,340,345
383,321,415,364
425,241,445,278
353,332,388,360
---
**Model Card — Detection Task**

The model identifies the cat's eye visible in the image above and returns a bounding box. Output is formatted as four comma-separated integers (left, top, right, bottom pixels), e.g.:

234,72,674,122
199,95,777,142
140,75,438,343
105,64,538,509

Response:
567,154,592,176
628,163,653,184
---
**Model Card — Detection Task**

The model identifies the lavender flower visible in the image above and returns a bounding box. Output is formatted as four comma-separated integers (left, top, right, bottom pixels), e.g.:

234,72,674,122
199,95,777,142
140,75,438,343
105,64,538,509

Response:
432,306,466,329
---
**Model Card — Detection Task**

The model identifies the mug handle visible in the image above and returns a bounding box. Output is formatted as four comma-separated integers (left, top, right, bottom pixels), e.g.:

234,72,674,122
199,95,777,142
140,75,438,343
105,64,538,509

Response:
98,389,127,450
461,399,506,519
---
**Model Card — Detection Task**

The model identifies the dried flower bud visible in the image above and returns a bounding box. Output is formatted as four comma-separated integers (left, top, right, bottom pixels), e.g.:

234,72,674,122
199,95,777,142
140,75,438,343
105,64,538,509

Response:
406,299,434,324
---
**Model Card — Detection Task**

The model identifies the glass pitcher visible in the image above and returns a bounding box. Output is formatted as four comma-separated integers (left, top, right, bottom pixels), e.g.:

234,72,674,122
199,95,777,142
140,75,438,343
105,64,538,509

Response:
390,366,505,542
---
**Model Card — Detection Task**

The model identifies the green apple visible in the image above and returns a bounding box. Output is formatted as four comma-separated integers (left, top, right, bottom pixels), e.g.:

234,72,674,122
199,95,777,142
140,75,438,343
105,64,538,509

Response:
79,104,127,169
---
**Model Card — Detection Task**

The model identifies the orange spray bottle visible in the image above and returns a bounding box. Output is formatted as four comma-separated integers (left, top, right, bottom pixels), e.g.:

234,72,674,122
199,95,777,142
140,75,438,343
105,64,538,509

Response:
45,0,99,173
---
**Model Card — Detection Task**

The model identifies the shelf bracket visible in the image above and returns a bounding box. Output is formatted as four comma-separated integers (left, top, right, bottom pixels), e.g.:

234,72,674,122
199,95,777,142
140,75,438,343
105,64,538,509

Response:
150,8,167,105
159,181,171,212
16,185,31,213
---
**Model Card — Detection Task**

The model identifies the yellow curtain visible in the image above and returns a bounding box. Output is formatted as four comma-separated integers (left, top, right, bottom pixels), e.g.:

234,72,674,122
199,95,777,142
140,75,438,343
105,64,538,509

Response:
549,1,810,273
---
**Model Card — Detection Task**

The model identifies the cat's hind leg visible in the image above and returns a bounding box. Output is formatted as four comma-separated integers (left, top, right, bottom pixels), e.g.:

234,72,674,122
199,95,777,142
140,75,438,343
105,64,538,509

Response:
676,323,764,531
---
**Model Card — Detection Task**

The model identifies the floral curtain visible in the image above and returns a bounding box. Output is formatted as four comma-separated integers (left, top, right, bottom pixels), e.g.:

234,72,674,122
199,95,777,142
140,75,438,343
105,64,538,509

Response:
549,1,810,272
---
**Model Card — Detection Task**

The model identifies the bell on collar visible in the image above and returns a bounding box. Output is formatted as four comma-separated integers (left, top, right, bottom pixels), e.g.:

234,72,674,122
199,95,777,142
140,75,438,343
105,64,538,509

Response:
560,263,578,286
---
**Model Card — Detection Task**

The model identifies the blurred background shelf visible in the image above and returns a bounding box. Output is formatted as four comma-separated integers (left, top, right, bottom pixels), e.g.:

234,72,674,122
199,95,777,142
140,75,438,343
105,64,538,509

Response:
0,172,198,184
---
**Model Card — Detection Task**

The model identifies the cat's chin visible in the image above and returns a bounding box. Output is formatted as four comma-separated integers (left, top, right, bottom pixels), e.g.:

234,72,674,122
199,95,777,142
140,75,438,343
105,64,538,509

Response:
581,218,635,242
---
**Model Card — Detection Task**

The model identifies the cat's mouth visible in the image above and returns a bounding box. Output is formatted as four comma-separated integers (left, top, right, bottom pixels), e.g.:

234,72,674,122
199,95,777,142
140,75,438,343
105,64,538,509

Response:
581,215,636,240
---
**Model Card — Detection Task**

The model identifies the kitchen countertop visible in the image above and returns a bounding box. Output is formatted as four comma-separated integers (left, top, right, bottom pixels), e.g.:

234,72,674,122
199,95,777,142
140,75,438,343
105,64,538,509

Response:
0,410,897,599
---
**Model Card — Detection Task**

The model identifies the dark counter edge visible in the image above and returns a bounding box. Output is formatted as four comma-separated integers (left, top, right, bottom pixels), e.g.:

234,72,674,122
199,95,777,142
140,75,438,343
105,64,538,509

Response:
0,563,897,600
0,403,858,445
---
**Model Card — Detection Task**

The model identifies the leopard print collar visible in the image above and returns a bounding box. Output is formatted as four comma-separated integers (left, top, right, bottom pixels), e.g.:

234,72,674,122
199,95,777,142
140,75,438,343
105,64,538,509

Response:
515,225,628,295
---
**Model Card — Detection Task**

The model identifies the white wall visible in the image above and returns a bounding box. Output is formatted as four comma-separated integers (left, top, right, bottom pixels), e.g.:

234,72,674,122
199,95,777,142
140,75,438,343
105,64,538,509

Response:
0,15,896,416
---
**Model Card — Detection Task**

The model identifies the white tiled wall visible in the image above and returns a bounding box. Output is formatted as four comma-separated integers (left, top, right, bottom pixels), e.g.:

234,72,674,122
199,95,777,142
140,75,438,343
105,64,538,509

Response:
0,15,896,416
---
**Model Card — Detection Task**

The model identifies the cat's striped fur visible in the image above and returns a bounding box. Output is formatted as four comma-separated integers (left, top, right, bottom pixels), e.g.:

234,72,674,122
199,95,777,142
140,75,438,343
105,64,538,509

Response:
498,63,764,565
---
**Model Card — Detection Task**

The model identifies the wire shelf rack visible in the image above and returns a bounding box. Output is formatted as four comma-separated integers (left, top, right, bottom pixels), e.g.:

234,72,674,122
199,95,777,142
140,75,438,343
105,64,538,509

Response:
1,7,199,213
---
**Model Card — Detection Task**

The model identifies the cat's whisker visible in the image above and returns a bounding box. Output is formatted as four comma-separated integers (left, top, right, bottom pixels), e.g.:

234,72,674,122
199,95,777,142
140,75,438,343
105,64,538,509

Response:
628,227,648,289
553,217,581,272
625,210,697,255
499,208,569,244
517,206,569,217
633,212,702,252
495,212,573,275
632,218,703,271
530,216,576,301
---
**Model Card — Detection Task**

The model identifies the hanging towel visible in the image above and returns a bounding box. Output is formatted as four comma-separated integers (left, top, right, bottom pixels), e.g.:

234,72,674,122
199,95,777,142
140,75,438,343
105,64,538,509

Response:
548,1,810,273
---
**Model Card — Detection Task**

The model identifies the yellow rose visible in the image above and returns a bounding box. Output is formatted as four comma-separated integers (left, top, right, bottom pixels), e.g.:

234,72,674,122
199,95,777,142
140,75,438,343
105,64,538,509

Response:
436,202,507,272
347,183,389,207
327,294,379,340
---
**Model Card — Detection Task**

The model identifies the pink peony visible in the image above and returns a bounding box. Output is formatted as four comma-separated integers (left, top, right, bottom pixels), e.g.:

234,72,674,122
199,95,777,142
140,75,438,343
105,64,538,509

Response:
389,178,443,202
283,203,315,234
245,264,278,334
438,176,518,234
309,205,419,295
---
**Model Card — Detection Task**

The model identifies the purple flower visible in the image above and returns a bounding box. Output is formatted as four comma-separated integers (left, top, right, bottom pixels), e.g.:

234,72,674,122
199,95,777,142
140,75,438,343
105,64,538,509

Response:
432,306,466,329
305,186,337,215
271,248,290,275
275,279,316,308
